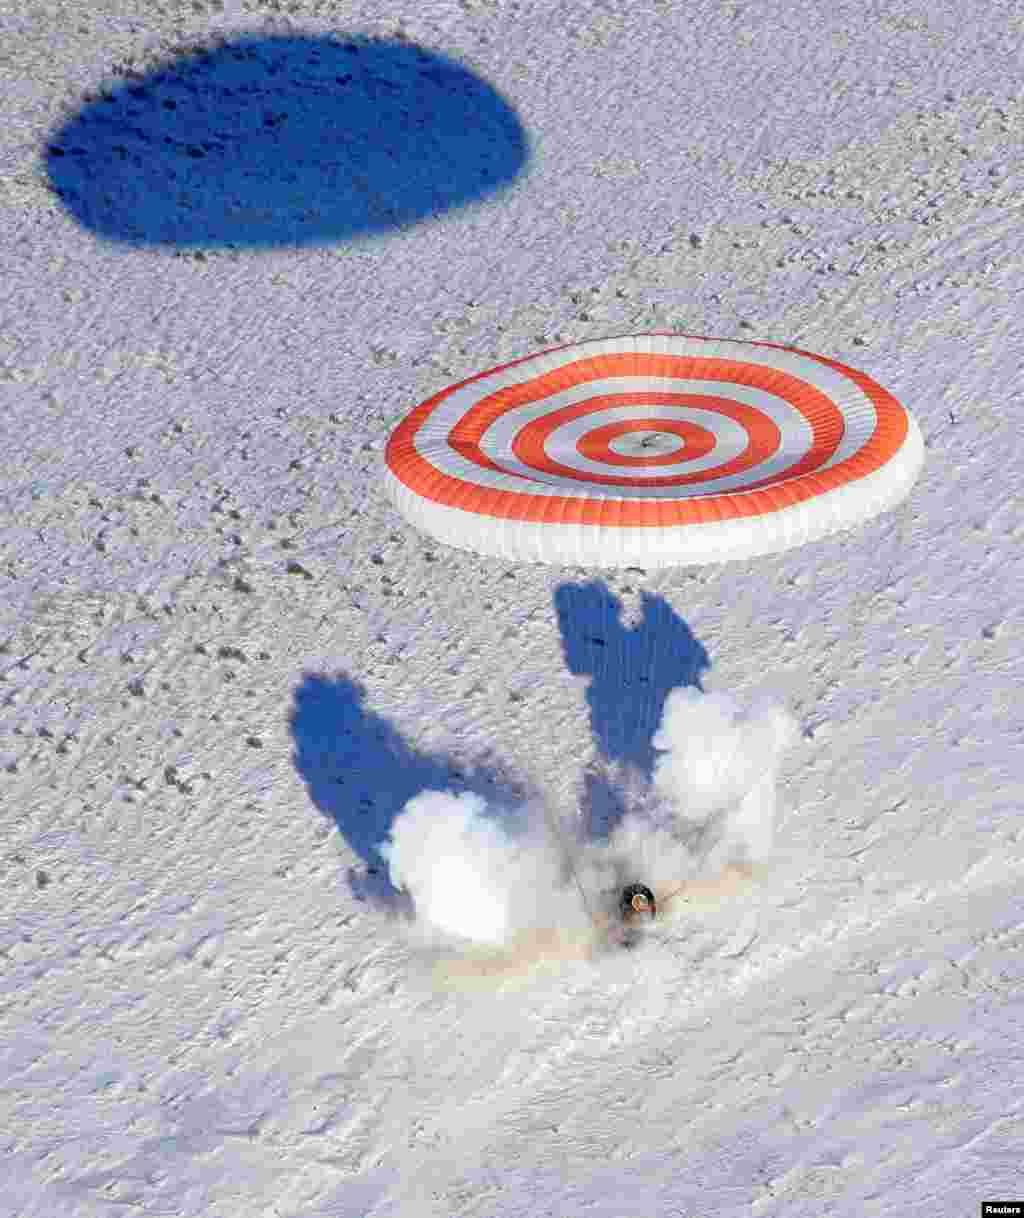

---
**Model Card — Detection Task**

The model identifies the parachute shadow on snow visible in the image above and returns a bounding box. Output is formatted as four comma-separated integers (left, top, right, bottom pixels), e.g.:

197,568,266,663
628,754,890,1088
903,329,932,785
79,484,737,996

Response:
554,581,710,841
289,672,528,911
45,33,529,248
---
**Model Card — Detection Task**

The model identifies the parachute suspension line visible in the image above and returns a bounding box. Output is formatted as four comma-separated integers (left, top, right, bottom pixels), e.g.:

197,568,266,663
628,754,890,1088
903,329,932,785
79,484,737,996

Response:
540,801,598,929
845,495,913,641
658,879,690,908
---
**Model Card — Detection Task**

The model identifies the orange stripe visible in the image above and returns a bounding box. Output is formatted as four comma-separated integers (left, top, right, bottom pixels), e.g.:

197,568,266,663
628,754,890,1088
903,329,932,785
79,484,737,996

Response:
577,417,716,468
385,338,909,527
512,391,781,486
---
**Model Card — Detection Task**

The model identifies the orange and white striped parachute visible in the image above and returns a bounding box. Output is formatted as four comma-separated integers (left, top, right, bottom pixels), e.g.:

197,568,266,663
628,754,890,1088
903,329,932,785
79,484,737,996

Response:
384,333,923,567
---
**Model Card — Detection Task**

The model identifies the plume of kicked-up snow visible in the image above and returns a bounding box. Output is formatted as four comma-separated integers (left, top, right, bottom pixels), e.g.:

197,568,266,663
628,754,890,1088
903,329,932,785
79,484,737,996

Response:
377,790,567,945
580,687,799,905
377,687,798,950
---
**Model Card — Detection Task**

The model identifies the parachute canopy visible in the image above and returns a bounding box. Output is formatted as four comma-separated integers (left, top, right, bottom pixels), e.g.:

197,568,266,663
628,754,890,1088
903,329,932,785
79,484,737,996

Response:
384,333,924,567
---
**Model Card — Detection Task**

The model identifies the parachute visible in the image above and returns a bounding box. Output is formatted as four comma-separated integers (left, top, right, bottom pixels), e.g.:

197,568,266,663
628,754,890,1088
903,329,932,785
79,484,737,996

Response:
384,332,923,567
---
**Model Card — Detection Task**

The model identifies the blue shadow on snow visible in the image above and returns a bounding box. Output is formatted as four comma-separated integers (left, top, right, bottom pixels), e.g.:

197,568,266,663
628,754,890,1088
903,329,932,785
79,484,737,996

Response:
45,34,529,248
289,672,529,908
554,581,710,841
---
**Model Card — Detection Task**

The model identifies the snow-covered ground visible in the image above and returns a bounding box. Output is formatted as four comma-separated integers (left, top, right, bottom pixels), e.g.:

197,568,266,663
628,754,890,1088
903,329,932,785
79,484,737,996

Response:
2,1,1023,1214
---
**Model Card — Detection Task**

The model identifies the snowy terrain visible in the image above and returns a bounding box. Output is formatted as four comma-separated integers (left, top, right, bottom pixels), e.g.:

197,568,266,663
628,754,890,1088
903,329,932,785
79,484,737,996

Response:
2,1,1023,1215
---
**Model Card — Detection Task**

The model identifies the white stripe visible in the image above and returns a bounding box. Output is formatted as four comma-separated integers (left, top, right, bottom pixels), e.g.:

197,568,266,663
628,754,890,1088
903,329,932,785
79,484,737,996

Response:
384,415,924,568
413,336,878,500
544,404,751,483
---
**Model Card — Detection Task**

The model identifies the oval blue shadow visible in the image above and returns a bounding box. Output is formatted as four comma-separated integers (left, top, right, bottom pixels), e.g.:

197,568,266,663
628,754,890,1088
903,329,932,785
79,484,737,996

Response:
45,34,530,248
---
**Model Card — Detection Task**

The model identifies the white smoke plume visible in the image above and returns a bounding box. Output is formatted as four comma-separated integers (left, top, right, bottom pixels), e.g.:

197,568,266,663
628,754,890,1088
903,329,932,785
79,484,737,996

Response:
377,790,564,946
377,687,798,961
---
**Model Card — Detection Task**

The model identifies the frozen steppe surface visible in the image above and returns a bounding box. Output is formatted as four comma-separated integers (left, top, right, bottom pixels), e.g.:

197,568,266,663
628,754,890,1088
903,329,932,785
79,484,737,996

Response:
1,1,1022,1215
